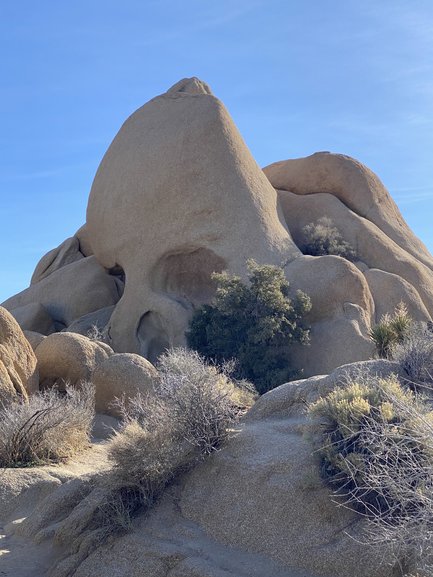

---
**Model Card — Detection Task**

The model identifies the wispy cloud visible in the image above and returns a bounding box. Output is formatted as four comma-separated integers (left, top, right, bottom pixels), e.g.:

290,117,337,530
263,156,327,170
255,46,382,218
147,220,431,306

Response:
392,186,433,204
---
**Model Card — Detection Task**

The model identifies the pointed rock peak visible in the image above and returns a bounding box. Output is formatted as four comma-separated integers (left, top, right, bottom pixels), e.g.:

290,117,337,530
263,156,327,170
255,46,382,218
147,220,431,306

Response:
165,77,213,96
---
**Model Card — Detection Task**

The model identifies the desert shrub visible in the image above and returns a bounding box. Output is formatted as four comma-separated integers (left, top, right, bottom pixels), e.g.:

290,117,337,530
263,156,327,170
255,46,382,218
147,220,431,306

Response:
369,302,412,359
301,216,356,260
310,374,433,574
0,383,94,467
104,348,252,530
392,322,433,389
86,323,108,343
187,260,311,394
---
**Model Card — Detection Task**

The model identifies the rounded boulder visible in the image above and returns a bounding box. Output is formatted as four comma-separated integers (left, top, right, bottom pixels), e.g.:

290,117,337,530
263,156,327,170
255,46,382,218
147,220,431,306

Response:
36,332,113,389
91,353,158,416
0,306,39,402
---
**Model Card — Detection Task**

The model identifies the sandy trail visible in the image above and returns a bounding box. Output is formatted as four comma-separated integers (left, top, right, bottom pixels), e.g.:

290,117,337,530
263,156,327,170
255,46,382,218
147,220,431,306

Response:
0,527,55,577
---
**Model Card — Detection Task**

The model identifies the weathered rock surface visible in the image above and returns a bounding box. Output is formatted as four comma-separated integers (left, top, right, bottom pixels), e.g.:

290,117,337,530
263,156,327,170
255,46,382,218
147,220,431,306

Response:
23,330,46,351
0,306,39,402
264,152,433,272
75,224,94,257
0,361,407,577
2,77,433,380
92,352,158,415
274,188,433,322
31,237,85,285
63,306,115,338
35,332,113,388
86,77,299,361
2,256,123,330
9,302,56,335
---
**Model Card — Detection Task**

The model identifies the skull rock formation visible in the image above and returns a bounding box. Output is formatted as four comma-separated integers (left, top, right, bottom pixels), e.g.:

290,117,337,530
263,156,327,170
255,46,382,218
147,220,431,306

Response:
86,77,299,360
3,78,433,379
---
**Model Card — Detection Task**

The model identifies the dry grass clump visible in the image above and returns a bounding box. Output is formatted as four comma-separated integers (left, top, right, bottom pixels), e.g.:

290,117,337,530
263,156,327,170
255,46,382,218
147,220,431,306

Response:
102,348,254,531
0,383,94,467
392,323,433,390
309,373,433,575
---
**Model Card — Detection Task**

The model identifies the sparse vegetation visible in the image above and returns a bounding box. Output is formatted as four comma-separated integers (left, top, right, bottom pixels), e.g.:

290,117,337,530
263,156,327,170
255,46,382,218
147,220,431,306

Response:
101,348,253,531
0,383,94,467
86,323,108,343
187,260,311,394
369,302,412,359
301,216,356,260
392,322,433,390
309,373,433,574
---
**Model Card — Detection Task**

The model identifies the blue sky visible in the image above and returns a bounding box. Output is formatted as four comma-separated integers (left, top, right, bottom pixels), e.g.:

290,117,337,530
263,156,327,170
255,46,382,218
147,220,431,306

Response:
1,1,432,302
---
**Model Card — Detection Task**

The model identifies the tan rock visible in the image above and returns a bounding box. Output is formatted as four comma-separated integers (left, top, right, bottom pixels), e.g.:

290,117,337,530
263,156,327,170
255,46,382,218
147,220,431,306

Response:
91,353,158,415
0,306,39,401
2,256,123,329
283,254,375,376
75,224,94,257
264,152,433,272
9,302,56,335
180,360,404,577
364,268,431,323
63,305,115,338
0,360,408,577
275,189,433,317
86,77,299,360
23,330,46,351
31,236,84,285
35,332,113,389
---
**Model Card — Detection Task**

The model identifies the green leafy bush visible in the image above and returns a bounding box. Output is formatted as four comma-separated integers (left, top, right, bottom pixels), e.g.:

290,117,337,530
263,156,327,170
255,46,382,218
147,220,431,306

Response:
187,260,311,394
301,216,356,260
309,374,433,574
369,302,412,359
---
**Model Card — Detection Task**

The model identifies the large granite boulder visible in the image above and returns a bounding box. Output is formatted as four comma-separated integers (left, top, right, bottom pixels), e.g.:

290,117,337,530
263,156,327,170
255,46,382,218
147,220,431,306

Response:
35,332,113,389
2,256,123,331
9,302,56,335
0,306,39,403
91,352,158,416
2,77,433,380
85,77,299,361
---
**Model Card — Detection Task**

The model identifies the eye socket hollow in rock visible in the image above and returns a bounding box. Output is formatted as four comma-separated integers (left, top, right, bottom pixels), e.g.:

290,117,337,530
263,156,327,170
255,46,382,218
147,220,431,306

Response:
150,247,226,308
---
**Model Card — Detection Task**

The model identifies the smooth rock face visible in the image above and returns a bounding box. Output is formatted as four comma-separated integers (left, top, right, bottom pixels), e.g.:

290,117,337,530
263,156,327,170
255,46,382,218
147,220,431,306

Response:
23,330,46,352
264,152,433,272
63,305,115,338
364,268,432,322
180,360,404,577
75,224,94,257
0,306,39,402
9,302,56,335
2,256,123,329
91,352,158,415
260,154,433,373
35,332,113,388
86,77,299,360
275,189,433,321
30,236,84,285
